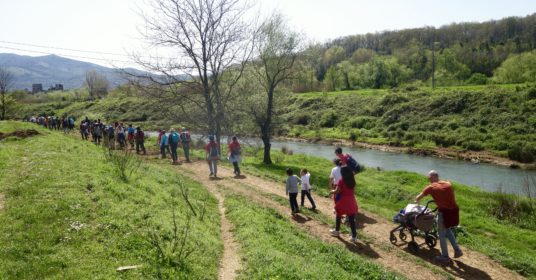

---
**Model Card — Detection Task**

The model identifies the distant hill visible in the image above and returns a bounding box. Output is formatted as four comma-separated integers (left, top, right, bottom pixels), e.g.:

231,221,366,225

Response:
0,53,151,90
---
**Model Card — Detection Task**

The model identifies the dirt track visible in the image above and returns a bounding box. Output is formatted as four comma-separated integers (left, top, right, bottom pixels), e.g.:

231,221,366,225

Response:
171,161,525,280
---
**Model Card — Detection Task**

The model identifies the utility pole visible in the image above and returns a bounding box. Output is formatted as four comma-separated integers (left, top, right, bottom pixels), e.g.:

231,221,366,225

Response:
432,42,436,89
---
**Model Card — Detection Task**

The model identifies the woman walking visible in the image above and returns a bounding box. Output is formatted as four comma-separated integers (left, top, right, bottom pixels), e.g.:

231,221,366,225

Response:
228,136,241,176
330,166,359,242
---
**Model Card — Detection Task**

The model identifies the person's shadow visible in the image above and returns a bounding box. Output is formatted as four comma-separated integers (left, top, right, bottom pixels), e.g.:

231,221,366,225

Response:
402,243,492,279
356,212,377,229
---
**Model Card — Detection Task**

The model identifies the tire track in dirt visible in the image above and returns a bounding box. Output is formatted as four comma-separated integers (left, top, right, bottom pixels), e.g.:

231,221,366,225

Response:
177,162,445,280
178,161,525,280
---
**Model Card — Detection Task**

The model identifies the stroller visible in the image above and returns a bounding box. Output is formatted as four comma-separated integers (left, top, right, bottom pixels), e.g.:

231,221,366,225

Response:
389,200,438,253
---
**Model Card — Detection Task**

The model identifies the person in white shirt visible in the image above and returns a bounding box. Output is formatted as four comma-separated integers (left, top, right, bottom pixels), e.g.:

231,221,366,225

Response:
300,168,316,210
329,159,342,192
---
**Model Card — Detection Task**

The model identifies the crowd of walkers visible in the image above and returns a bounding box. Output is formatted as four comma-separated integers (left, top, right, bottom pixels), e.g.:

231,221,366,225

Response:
29,115,241,178
29,115,460,263
29,115,75,133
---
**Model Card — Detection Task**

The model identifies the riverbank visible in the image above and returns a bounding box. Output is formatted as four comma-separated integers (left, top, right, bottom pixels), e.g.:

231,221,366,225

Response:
276,135,536,170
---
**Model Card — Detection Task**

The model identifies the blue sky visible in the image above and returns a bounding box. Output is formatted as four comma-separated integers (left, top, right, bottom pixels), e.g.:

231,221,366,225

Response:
0,0,535,67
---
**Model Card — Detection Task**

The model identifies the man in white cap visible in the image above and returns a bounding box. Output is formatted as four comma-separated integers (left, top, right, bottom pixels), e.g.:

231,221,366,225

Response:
416,170,463,263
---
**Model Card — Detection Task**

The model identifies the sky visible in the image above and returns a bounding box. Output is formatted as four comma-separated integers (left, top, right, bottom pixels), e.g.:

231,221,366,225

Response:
1,0,535,68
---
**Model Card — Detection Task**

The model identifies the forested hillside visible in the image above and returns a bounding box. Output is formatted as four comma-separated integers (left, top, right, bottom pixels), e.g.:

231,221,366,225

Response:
287,13,536,92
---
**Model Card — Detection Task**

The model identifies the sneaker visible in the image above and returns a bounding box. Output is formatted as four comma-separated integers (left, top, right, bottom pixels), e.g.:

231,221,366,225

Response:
349,236,357,243
435,255,451,263
330,229,340,237
454,249,463,258
209,172,213,177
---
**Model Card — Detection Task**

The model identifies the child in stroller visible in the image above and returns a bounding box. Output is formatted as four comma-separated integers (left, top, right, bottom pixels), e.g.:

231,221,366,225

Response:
390,200,438,253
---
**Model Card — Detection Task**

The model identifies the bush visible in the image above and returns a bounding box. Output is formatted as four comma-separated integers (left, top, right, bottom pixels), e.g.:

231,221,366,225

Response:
293,113,311,125
463,140,485,151
527,87,536,100
349,117,376,129
319,111,338,128
466,73,488,85
508,142,536,163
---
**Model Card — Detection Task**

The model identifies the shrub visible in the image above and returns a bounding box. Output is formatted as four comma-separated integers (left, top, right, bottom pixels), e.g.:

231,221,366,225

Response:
319,111,338,128
466,73,488,85
463,140,485,151
349,117,376,129
527,87,536,100
508,142,536,163
293,113,311,125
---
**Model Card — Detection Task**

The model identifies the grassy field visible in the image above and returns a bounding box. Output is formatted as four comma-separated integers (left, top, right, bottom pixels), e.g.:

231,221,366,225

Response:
0,121,222,279
239,149,536,278
224,194,404,280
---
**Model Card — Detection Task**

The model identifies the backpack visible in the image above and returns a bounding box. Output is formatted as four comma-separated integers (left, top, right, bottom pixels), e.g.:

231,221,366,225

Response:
346,155,363,174
136,131,144,140
209,143,220,158
181,131,191,143
170,132,180,144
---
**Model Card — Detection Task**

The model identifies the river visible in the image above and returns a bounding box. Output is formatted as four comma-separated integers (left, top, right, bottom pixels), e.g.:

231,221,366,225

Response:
150,132,535,195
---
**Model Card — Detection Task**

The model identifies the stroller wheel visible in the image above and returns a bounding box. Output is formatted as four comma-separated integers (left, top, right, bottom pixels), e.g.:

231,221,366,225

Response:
425,235,437,248
408,241,419,253
389,233,397,245
399,231,407,241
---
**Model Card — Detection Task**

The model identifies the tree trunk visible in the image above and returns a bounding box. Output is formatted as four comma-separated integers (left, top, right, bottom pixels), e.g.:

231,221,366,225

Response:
262,86,275,164
1,93,5,120
262,133,271,164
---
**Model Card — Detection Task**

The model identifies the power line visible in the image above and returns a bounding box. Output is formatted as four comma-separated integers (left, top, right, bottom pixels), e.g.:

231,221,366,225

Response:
0,39,175,61
0,39,130,57
0,45,132,65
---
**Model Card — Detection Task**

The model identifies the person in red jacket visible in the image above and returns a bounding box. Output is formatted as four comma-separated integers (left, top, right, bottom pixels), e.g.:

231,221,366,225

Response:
416,170,463,263
329,166,358,243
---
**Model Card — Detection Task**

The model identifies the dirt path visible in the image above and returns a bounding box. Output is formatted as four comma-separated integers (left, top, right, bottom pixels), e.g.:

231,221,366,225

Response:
177,162,443,280
177,161,525,280
190,172,242,280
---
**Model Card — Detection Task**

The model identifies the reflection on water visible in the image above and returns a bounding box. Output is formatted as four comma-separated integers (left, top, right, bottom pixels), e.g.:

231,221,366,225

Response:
148,132,535,195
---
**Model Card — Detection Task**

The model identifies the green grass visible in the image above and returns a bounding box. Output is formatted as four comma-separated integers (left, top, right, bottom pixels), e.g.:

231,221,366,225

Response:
0,121,222,279
239,149,536,278
224,193,404,280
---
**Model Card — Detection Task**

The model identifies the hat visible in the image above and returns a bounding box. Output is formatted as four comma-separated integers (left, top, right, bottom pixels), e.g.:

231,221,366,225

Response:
208,135,215,141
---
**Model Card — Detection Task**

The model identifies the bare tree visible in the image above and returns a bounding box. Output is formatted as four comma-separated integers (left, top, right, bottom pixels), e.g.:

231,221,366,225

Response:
252,14,301,164
85,70,109,99
134,0,255,142
0,68,14,120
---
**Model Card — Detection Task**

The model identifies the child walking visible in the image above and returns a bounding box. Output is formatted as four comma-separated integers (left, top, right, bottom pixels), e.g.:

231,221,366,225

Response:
285,168,300,215
300,168,316,210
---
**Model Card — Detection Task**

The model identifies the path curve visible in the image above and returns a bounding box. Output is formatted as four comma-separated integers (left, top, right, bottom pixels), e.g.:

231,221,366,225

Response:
177,161,525,280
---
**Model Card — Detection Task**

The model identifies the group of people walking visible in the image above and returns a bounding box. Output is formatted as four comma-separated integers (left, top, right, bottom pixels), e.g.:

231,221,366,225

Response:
30,114,461,263
29,115,75,133
157,128,192,164
285,146,462,263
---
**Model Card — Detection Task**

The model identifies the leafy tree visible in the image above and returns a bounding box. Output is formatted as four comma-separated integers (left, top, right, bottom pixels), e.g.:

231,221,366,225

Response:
253,13,301,164
324,66,341,91
0,68,14,120
351,48,376,64
85,70,109,99
493,51,536,83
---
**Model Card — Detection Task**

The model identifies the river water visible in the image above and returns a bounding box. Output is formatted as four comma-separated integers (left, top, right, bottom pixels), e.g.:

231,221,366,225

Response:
268,139,535,196
149,132,535,195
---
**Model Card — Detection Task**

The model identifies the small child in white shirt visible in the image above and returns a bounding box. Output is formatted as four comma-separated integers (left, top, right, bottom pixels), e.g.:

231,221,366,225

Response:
300,168,317,210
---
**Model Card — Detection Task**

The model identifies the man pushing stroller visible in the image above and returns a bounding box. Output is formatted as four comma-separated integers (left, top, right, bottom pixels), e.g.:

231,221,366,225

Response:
415,170,463,263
